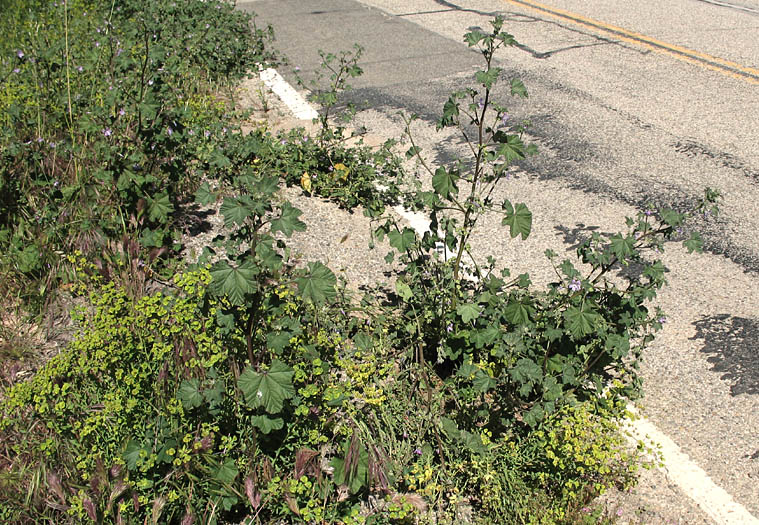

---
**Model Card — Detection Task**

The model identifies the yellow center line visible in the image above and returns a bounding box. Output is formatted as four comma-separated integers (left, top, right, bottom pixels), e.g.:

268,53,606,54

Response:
504,0,759,85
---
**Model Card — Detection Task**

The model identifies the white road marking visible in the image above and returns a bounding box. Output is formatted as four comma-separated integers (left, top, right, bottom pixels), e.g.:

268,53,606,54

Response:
626,409,759,525
261,67,759,525
259,68,319,121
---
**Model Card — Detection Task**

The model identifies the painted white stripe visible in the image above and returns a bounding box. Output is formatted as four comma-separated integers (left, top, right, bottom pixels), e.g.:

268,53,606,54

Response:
259,68,319,121
259,67,759,525
626,409,759,525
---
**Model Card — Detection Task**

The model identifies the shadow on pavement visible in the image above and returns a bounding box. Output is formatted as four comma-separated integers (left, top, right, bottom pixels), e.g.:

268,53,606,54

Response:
690,314,759,396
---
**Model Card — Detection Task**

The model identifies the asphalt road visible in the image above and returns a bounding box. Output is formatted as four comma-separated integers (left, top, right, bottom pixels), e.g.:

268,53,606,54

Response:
241,0,758,521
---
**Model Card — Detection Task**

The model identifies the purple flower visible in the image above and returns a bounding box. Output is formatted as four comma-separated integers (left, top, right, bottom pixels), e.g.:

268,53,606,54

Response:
280,139,287,145
95,41,100,48
477,97,484,111
167,126,173,136
446,323,453,333
36,137,44,143
204,130,210,138
413,448,422,456
49,142,56,148
644,209,653,216
501,113,509,126
568,278,581,292
658,316,667,324
76,65,83,72
102,128,112,137
205,23,210,29
29,57,35,64
12,68,19,73
118,108,125,116
294,66,301,72
16,50,24,59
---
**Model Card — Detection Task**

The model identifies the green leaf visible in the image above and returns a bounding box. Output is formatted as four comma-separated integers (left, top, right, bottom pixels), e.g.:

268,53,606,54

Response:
563,305,600,338
494,132,527,162
255,241,283,271
296,262,337,304
395,280,413,300
432,167,458,199
440,417,461,439
610,234,635,260
195,182,215,205
471,325,500,349
214,459,239,484
209,260,259,305
502,201,532,240
439,96,460,128
475,68,500,89
504,299,533,324
220,197,252,227
238,360,295,414
388,227,417,252
683,232,703,253
456,303,481,323
464,30,485,46
510,358,542,385
252,415,284,434
660,209,684,227
270,202,306,237
523,404,544,427
510,77,528,98
266,331,292,354
178,379,203,410
123,440,147,471
146,192,173,224
473,369,496,393
405,146,421,159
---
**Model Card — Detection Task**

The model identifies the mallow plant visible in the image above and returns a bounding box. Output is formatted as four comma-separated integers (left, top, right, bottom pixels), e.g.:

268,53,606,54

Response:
369,15,720,434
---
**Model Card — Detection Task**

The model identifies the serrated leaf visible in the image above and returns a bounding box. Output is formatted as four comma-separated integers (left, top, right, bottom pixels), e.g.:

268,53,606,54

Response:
146,192,173,224
405,146,421,159
473,369,496,393
456,303,481,323
123,440,147,471
266,331,292,354
214,459,239,484
523,404,544,427
683,232,703,253
388,227,417,252
502,201,532,240
432,167,458,199
610,234,635,260
563,305,600,338
220,197,252,227
439,97,459,128
440,417,461,439
238,360,295,414
255,241,282,271
296,262,337,304
178,379,203,410
209,260,258,305
509,357,542,385
510,77,528,98
504,299,532,324
464,29,485,46
471,325,500,349
270,202,306,237
395,280,413,300
195,182,215,205
252,415,284,434
475,68,500,89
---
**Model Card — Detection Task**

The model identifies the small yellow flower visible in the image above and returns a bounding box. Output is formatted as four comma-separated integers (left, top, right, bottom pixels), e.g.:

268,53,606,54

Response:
300,172,312,192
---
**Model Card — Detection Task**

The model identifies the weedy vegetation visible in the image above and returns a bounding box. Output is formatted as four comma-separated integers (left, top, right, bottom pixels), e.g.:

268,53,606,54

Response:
0,3,720,524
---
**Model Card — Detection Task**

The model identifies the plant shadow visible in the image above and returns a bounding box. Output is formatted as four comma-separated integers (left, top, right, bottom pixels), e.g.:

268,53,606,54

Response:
690,314,759,396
